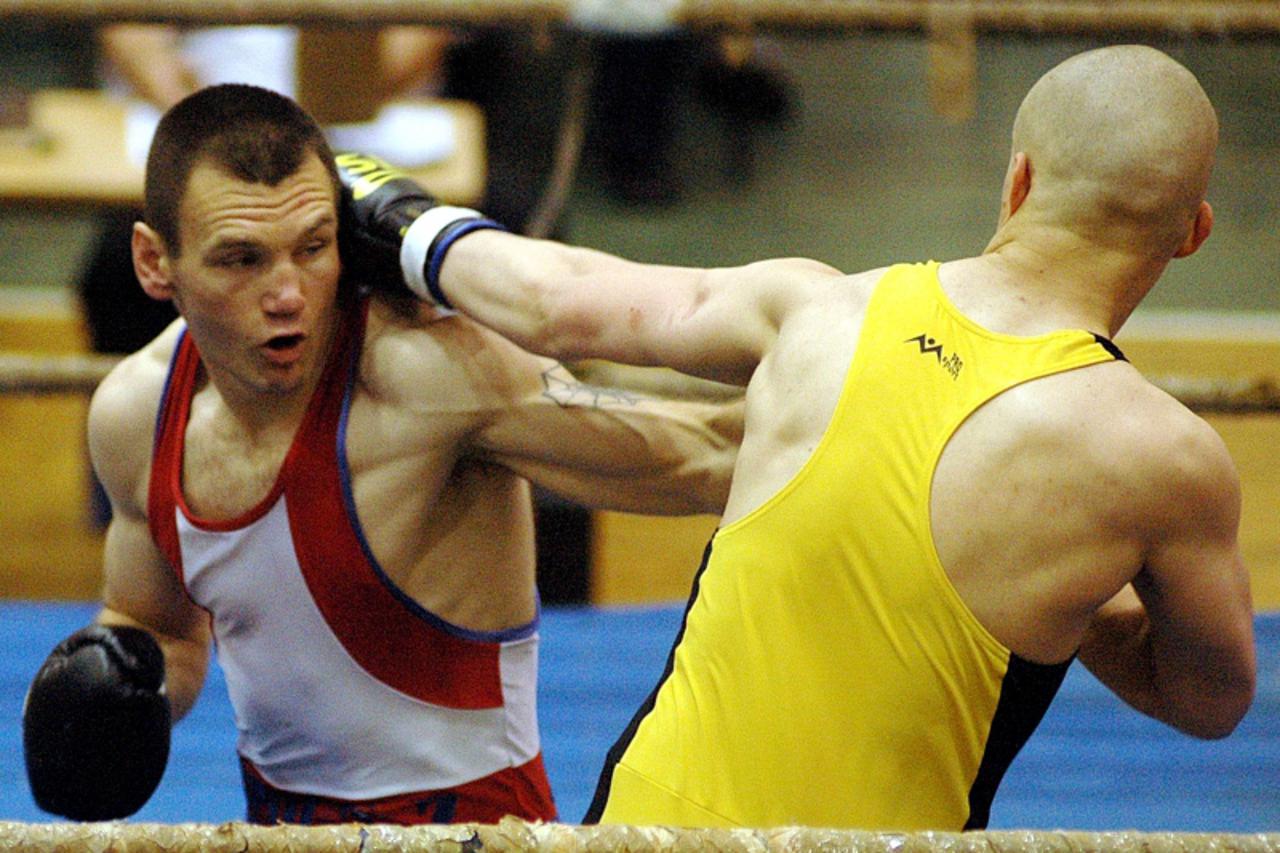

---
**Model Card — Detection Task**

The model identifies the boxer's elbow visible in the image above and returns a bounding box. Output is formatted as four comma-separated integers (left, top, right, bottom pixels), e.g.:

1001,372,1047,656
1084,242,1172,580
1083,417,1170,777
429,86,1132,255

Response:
678,421,740,516
1162,660,1256,740
696,449,738,515
1182,678,1255,740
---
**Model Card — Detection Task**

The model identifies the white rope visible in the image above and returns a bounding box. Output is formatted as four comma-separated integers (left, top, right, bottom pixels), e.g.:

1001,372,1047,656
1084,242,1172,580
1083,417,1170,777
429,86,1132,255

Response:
3,0,1280,34
0,819,1277,852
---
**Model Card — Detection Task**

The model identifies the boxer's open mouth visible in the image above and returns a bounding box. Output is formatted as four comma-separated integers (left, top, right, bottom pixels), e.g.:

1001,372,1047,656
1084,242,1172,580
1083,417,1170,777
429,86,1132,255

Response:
267,334,304,351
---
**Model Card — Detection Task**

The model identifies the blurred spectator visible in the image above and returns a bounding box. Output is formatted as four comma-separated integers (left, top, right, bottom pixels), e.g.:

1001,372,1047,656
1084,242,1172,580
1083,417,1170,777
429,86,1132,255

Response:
590,32,795,205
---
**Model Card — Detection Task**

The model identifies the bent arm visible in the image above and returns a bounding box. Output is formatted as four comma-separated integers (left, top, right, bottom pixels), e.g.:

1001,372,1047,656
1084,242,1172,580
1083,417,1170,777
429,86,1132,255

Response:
97,516,211,724
1079,425,1256,738
439,231,840,387
1079,575,1254,739
88,350,211,723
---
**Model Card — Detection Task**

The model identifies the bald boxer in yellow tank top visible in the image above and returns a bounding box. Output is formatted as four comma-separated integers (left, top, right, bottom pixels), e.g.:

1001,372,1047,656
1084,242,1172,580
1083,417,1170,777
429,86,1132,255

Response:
586,260,1131,829
357,44,1257,829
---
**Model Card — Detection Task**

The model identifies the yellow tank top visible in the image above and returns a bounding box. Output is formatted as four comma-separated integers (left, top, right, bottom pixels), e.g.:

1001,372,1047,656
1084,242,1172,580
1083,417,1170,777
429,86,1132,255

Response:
588,261,1125,830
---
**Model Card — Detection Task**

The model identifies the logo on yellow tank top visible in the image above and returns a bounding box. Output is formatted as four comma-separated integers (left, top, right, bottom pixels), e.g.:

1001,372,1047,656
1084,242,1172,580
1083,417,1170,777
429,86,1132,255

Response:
905,333,964,380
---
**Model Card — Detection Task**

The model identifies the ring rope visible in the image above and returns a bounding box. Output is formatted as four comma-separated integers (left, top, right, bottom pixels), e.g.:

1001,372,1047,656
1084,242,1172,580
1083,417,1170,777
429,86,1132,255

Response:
0,819,1278,852
3,351,1280,415
2,0,1280,34
1148,373,1280,415
0,351,122,396
522,31,596,242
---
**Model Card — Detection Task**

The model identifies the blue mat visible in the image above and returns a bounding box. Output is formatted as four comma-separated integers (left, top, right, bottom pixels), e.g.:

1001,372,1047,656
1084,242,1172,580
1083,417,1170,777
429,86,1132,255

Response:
0,601,1275,829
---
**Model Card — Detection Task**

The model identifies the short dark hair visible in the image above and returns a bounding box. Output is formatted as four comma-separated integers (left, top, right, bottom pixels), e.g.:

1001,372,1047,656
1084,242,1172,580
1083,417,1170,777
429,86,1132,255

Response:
144,84,341,256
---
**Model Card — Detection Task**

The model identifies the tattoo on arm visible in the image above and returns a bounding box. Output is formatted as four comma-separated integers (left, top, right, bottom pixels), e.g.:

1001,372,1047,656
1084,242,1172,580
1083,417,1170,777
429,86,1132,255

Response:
541,364,638,409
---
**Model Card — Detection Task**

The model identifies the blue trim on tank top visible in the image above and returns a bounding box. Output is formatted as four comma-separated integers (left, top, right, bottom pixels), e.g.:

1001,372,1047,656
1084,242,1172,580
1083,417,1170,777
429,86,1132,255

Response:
333,351,540,645
152,324,189,447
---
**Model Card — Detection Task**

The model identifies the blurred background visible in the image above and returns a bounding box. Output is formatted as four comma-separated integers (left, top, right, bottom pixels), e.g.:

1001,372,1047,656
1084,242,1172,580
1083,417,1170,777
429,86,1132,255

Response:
0,4,1277,832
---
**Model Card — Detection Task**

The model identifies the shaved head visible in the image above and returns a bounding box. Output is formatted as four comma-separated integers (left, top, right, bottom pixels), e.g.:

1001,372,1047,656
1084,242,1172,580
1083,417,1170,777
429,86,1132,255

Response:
1010,45,1217,255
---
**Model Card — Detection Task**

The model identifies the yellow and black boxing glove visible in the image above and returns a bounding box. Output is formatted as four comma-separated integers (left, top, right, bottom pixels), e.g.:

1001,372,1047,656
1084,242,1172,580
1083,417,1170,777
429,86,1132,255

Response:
23,625,171,820
335,151,505,308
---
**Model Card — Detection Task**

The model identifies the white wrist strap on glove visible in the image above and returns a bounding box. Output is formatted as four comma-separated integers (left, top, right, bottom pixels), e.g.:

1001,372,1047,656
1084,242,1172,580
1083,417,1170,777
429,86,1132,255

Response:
400,206,505,309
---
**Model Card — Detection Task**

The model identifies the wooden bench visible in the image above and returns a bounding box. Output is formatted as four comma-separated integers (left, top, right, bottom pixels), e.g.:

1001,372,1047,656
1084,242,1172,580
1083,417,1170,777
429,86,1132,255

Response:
0,88,486,209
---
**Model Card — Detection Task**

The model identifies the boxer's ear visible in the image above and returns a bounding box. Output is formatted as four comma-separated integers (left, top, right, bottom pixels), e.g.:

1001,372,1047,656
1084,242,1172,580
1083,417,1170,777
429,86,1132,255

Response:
133,222,176,302
1173,201,1213,259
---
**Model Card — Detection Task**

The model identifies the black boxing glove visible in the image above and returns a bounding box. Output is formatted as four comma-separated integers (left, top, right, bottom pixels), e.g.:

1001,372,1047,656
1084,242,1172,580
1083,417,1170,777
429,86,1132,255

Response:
334,150,505,308
23,624,171,821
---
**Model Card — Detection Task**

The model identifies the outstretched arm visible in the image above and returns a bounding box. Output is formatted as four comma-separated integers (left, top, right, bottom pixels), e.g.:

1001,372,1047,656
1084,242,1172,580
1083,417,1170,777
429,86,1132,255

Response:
438,232,839,387
336,151,841,387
